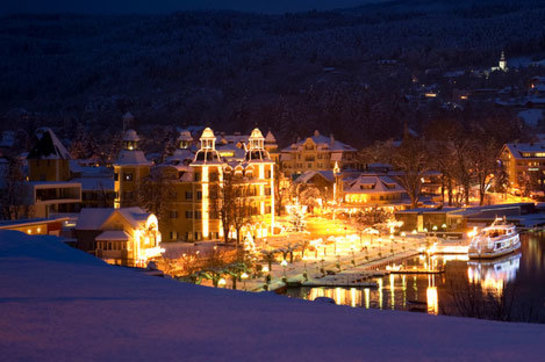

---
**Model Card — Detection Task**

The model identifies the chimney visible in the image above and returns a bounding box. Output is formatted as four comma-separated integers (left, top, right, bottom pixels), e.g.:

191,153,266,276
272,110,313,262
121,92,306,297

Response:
330,133,335,145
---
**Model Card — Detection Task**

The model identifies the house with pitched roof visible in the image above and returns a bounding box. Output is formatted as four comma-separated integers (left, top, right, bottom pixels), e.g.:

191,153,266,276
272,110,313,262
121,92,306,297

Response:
26,128,82,217
75,207,163,267
342,174,407,206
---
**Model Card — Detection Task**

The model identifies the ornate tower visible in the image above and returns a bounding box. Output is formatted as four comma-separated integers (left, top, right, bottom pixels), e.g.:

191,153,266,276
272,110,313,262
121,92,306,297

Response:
245,128,275,234
114,129,151,208
191,127,223,240
499,51,508,72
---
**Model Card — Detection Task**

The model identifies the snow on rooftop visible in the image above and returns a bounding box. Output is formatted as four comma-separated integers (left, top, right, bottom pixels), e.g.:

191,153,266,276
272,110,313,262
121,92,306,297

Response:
75,208,115,230
28,127,70,160
116,149,151,166
1,230,545,360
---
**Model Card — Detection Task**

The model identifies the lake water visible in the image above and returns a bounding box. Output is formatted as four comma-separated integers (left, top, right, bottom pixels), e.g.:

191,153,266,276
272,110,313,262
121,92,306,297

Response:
285,232,545,323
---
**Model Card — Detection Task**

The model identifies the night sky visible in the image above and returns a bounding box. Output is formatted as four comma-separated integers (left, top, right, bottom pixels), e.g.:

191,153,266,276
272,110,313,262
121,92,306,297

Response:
3,0,390,14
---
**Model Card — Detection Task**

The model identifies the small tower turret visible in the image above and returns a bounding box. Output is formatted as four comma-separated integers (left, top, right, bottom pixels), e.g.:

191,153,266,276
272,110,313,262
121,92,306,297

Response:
499,50,508,72
114,129,151,208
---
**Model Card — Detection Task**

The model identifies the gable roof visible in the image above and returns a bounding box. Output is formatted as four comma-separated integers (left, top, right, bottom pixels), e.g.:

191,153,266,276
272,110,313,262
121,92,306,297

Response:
27,128,70,160
504,143,545,159
344,174,405,194
76,207,150,230
76,208,115,230
295,170,335,184
281,131,356,153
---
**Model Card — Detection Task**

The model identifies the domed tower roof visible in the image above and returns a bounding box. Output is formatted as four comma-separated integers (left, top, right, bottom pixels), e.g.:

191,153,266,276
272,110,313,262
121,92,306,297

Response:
116,129,150,166
192,127,222,165
249,128,264,140
245,127,271,162
178,129,193,142
200,127,215,140
123,129,140,142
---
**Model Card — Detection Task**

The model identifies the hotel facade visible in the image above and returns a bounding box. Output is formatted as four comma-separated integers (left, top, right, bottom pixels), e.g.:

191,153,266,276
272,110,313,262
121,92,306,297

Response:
114,127,275,242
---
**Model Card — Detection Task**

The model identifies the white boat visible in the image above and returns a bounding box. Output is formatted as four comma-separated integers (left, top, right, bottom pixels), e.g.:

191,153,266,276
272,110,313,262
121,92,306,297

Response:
468,218,521,259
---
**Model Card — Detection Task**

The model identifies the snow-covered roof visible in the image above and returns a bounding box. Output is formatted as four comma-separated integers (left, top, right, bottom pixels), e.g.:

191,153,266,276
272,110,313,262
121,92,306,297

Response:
178,129,193,142
165,149,194,165
76,207,150,230
27,128,70,160
115,150,151,166
281,130,356,153
504,143,545,159
76,208,115,230
217,144,246,160
123,129,140,142
344,174,405,194
116,207,150,228
265,131,276,144
295,170,335,184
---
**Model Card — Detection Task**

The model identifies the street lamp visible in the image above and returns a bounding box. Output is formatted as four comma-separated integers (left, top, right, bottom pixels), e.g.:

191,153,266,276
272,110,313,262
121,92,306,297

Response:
389,234,395,256
218,278,226,288
281,259,288,281
302,255,308,281
241,272,249,290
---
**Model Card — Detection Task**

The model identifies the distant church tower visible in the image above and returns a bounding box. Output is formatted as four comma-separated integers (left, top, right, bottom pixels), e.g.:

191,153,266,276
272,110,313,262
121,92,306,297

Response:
498,51,508,72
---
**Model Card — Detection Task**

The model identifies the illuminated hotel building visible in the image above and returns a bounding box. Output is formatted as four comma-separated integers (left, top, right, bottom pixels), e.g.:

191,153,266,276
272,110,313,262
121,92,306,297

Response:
280,130,358,178
121,127,275,242
500,143,545,192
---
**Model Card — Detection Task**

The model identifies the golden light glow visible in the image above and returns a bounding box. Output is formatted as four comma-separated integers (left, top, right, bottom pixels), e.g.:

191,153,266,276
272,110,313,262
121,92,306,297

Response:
202,165,209,239
426,286,438,315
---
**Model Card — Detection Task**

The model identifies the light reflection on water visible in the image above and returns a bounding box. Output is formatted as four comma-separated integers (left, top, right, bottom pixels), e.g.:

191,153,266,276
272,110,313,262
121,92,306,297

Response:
284,232,545,318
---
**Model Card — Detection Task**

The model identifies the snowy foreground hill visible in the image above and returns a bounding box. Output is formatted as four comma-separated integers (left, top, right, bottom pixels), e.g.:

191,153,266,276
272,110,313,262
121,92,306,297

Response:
1,231,545,361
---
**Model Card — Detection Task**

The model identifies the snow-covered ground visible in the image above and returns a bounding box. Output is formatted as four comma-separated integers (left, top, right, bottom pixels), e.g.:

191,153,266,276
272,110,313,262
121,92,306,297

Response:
1,230,545,361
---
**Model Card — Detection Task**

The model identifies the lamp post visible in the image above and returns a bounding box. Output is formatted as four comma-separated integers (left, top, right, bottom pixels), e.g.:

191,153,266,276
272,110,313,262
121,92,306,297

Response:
262,265,271,285
302,255,308,281
389,234,395,256
241,272,249,291
281,259,288,282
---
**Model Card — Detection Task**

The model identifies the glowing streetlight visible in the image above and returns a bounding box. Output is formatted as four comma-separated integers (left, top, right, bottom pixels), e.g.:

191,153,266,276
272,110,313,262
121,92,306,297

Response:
218,278,226,288
241,272,249,290
389,234,395,256
281,259,288,280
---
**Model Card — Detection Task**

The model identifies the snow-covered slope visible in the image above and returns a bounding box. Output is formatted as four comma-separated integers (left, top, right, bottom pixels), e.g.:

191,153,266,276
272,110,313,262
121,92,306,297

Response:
1,230,544,361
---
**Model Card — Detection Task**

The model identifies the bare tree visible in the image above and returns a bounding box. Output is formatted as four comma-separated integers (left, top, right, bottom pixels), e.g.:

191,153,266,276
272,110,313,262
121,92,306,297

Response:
213,170,254,249
385,136,430,209
471,139,501,206
137,167,176,222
